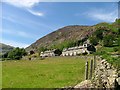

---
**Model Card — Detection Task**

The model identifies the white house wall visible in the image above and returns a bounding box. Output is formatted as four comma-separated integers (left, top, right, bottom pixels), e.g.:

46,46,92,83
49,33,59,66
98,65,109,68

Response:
62,48,90,56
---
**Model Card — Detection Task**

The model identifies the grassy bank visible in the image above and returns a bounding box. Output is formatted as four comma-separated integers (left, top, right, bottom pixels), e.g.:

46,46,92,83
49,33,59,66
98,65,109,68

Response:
95,46,120,70
2,56,90,88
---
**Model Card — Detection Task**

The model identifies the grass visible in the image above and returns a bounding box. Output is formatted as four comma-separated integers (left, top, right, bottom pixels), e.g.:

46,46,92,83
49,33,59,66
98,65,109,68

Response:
2,56,91,88
95,46,120,70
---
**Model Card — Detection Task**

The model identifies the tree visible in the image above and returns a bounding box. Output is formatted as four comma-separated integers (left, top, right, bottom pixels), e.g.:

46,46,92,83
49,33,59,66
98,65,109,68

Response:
54,49,62,56
118,28,120,35
39,47,47,52
38,47,47,55
87,45,96,52
8,51,14,59
2,52,9,58
117,36,120,54
21,48,27,56
89,36,99,46
30,50,35,55
95,29,104,40
7,47,27,60
103,34,114,47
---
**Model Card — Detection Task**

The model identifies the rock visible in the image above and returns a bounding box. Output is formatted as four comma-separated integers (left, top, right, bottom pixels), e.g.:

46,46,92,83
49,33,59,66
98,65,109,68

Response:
104,61,107,66
74,80,94,88
99,66,105,71
101,74,108,80
106,65,111,69
108,77,115,86
97,70,103,76
118,71,120,77
101,59,106,64
107,69,113,76
116,77,120,85
113,74,118,78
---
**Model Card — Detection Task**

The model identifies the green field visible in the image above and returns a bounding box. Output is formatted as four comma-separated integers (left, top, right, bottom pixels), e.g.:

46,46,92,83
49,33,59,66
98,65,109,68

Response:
2,56,91,88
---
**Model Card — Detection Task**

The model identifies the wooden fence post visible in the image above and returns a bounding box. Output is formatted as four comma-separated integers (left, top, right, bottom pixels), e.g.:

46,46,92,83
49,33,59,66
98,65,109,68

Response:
89,59,93,79
93,55,96,70
85,61,89,80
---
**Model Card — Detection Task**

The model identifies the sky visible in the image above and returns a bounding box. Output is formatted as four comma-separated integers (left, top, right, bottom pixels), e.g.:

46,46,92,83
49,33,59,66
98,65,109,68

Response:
0,0,119,48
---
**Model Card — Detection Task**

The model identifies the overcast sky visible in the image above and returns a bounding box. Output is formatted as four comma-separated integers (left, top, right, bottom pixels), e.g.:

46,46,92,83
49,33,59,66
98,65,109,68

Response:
1,0,118,48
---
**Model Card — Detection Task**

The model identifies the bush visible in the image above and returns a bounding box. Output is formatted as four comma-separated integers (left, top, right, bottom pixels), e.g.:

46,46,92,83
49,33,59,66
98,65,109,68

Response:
102,54,120,70
7,47,27,60
39,47,47,52
87,45,96,52
89,36,99,46
114,47,118,52
103,34,115,47
95,50,107,55
54,49,62,56
108,57,120,70
95,29,104,40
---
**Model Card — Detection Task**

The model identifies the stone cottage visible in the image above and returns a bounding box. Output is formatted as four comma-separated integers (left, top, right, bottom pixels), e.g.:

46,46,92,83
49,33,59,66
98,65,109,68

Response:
40,43,96,57
40,50,55,57
62,43,95,56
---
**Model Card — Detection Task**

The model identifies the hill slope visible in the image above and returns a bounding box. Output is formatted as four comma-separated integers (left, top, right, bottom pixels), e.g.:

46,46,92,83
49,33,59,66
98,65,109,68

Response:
26,19,119,52
26,25,95,51
0,43,14,54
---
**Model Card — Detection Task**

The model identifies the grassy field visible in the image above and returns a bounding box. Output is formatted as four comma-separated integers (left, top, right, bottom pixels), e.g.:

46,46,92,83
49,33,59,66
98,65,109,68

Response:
2,56,91,88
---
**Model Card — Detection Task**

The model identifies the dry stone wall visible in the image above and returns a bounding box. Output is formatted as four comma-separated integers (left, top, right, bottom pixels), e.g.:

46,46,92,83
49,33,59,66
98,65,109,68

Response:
92,59,119,88
74,58,120,89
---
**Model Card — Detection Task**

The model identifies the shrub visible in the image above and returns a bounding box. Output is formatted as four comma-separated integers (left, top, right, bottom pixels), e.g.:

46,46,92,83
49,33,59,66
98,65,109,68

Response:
54,49,62,56
7,47,27,60
89,36,99,46
87,45,96,52
103,34,115,47
95,29,104,40
114,47,118,52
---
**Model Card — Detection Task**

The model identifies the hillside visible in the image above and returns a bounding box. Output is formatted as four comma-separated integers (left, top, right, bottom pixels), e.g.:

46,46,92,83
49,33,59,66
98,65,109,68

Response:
26,19,119,53
26,25,95,52
0,43,14,55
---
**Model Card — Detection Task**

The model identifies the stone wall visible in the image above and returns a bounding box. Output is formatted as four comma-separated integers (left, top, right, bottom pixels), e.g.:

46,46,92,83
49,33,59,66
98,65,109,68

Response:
92,59,119,88
75,58,120,89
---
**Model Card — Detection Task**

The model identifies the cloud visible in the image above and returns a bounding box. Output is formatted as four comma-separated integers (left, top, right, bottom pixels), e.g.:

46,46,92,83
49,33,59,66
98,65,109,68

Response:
28,9,44,16
2,0,44,17
84,9,118,22
2,0,40,8
1,39,29,48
